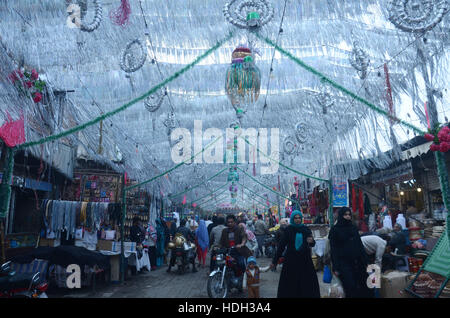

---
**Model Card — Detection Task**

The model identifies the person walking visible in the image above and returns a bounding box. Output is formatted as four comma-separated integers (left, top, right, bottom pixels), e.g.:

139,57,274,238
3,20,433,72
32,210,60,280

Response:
239,222,258,256
195,220,209,268
254,214,269,258
270,210,320,298
207,215,218,236
328,207,373,298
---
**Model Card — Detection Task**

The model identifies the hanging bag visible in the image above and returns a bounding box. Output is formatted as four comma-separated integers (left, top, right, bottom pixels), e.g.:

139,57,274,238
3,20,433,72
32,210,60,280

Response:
323,265,332,283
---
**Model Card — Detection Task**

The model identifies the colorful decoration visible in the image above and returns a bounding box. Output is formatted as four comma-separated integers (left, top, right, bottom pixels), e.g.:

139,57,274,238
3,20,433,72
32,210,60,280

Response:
425,125,450,153
120,39,147,73
0,112,25,147
223,0,274,30
225,46,261,118
109,0,131,27
294,122,307,144
78,0,103,32
8,68,46,104
388,0,448,33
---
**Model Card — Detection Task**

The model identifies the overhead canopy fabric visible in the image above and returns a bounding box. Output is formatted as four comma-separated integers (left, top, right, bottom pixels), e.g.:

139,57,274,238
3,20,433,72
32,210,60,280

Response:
0,0,448,208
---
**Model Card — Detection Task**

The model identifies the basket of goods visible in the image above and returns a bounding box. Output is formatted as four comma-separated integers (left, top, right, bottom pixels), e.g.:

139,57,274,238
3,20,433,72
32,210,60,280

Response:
439,282,450,298
413,273,432,297
428,279,445,297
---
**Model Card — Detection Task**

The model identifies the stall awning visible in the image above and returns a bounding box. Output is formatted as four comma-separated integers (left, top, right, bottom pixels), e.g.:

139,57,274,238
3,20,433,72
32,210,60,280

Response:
400,141,432,161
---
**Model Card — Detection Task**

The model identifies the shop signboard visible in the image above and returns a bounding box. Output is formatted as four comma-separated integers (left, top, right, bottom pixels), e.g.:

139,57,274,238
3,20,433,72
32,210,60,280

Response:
370,162,413,184
332,179,349,207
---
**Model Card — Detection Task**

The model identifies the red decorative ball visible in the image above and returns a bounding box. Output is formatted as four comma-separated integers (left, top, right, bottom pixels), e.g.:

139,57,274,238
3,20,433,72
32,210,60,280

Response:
430,143,440,152
424,133,435,142
33,92,42,103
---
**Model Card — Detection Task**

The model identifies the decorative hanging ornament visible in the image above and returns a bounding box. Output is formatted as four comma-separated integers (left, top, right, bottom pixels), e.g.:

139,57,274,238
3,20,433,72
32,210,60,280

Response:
294,122,308,144
349,41,370,80
223,0,274,29
388,0,448,33
77,0,103,32
226,46,261,117
316,89,335,115
144,89,166,112
164,112,177,132
283,136,297,155
120,39,147,73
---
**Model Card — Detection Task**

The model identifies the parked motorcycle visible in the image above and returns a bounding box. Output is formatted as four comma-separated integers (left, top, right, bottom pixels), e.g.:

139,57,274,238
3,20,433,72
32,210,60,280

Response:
167,233,196,275
264,233,277,258
207,247,244,298
0,261,48,298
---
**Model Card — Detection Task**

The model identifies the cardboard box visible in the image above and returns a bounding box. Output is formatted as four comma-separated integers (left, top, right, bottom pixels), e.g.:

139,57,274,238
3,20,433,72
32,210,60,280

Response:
39,238,60,247
96,240,135,252
380,271,413,298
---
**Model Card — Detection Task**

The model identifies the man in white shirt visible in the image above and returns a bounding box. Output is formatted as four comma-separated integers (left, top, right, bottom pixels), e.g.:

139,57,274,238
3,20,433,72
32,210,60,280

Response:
204,216,213,228
361,235,387,268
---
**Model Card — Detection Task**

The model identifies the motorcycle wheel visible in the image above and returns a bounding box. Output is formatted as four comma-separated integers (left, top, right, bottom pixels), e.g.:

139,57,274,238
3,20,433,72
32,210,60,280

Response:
207,272,227,298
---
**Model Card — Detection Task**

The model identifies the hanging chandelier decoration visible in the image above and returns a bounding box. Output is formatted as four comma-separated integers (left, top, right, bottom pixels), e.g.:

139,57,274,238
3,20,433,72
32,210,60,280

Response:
223,0,274,30
119,39,147,73
315,88,335,115
225,45,261,120
388,0,448,33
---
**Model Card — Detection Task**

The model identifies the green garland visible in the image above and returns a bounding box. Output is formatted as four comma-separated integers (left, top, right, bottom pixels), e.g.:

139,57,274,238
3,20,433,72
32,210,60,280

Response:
0,148,15,218
236,166,301,206
255,33,426,136
237,182,279,206
125,135,223,191
168,167,227,199
188,183,229,205
434,151,450,239
15,31,235,150
240,136,329,182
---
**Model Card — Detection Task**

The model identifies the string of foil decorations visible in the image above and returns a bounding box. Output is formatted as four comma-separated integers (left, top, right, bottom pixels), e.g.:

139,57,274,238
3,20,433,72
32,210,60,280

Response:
77,0,103,32
109,0,131,27
388,0,448,33
119,39,147,73
223,0,274,29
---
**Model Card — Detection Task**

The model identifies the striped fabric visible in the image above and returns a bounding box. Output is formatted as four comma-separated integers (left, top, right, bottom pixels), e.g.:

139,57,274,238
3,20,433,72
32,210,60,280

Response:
11,259,49,281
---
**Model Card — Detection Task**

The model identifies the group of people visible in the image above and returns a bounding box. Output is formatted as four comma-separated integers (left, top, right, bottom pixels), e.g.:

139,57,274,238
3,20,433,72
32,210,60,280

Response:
129,205,409,298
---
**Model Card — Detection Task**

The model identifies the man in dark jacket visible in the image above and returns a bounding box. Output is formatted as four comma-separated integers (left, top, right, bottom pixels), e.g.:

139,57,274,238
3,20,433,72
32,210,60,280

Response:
130,217,145,244
219,214,252,271
207,215,218,236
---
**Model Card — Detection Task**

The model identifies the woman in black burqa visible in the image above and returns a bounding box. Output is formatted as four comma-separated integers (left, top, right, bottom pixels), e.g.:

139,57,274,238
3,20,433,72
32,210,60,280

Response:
270,210,320,298
328,207,373,298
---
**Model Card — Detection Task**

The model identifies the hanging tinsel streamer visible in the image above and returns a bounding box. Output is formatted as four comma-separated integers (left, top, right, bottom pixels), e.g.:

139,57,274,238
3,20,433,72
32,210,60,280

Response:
109,0,131,26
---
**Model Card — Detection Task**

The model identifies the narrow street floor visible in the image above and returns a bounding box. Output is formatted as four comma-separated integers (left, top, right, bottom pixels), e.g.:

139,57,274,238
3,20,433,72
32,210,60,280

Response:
48,255,330,298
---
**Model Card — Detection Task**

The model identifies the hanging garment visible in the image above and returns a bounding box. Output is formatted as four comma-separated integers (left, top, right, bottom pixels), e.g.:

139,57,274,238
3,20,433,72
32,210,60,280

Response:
358,189,364,221
351,184,357,213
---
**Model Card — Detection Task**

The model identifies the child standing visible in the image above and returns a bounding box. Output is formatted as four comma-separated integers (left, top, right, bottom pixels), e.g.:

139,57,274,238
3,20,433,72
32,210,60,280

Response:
243,256,260,298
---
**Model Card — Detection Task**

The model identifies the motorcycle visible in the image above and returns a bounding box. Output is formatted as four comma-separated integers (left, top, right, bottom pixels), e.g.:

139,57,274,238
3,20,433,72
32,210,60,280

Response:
168,233,196,275
264,233,277,258
0,261,48,298
207,247,244,298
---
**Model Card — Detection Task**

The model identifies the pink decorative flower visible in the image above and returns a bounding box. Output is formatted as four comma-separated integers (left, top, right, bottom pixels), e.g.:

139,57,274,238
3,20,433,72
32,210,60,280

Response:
430,144,440,152
33,92,42,103
438,128,450,143
25,81,33,88
424,133,435,142
17,69,24,78
31,69,39,80
439,142,450,153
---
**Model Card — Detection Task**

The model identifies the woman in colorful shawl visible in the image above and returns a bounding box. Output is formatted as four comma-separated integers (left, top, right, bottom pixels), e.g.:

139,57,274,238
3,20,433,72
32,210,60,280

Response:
195,220,209,268
270,210,320,298
239,222,258,255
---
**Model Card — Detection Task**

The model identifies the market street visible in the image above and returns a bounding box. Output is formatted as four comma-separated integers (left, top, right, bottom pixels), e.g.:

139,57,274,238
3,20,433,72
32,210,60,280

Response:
49,256,329,298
